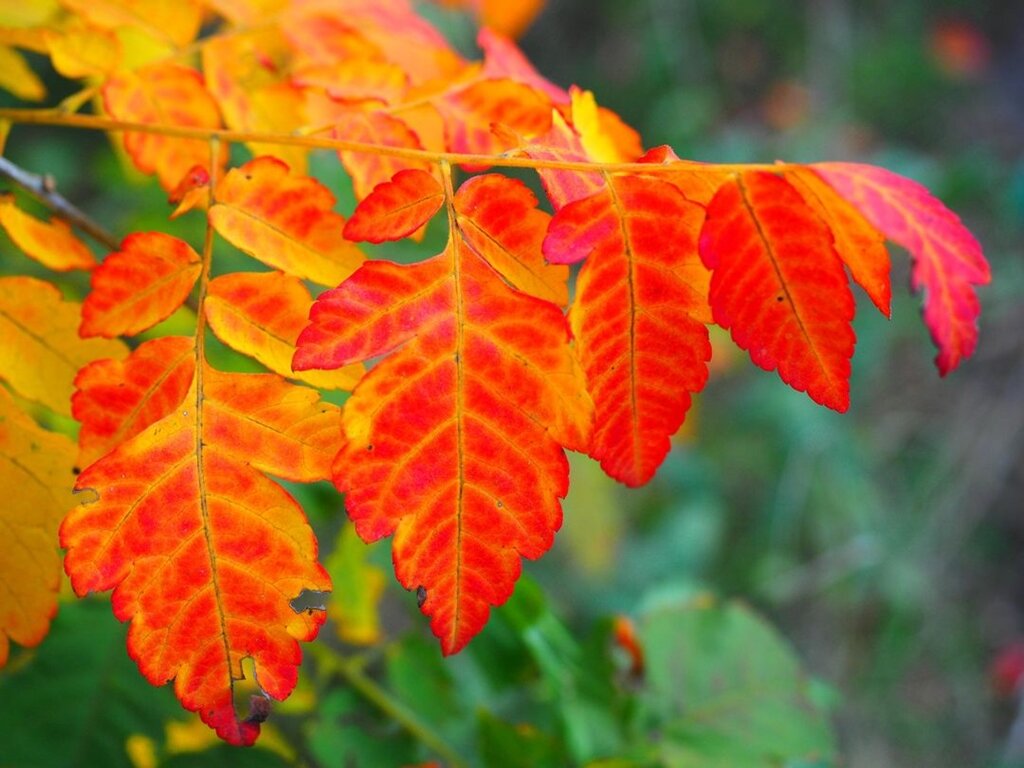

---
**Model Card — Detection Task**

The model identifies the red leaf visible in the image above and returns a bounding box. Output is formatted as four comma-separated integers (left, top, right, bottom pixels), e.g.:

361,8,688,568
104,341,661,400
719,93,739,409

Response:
62,367,335,745
344,169,445,244
80,232,201,338
73,336,195,470
545,176,711,486
294,238,591,654
699,172,855,411
814,163,990,374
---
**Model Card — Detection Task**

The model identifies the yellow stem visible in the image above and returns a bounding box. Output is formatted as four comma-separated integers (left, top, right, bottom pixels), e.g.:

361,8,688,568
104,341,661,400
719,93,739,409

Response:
0,108,783,176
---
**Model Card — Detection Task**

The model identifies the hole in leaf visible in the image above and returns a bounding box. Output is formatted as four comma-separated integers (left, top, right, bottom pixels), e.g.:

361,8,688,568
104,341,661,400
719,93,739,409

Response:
416,586,427,608
289,589,330,613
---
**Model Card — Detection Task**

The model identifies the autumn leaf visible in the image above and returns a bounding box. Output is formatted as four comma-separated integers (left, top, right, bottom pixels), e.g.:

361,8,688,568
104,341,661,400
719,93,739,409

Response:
699,171,855,411
454,173,567,306
62,365,336,745
102,63,226,191
45,20,120,78
72,336,196,470
0,276,125,416
813,162,990,375
0,194,96,271
544,175,711,486
205,271,363,391
0,387,76,668
209,156,365,286
59,0,202,49
343,169,445,244
784,166,891,317
294,210,592,654
80,232,201,338
0,45,46,101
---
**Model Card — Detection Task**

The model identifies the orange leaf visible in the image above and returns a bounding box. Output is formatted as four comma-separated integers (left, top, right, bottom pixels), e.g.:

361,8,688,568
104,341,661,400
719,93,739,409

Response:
209,157,365,286
202,30,309,175
73,336,196,470
0,194,95,271
205,271,362,390
434,77,552,156
785,166,892,317
699,171,855,411
813,162,990,375
0,387,76,668
294,237,592,654
307,105,436,203
102,63,226,191
454,173,568,306
636,146,731,206
0,276,126,416
511,110,605,211
294,58,409,105
344,169,445,244
544,175,711,486
61,366,335,745
59,0,201,49
80,232,201,338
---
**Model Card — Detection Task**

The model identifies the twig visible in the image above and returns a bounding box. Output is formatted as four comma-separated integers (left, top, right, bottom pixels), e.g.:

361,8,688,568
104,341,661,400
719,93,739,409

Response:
0,155,119,251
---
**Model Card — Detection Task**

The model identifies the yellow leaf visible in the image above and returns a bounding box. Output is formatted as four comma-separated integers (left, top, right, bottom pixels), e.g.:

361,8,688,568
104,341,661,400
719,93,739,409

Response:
0,276,126,416
326,523,386,646
46,20,120,78
0,387,76,668
0,194,96,271
0,46,45,101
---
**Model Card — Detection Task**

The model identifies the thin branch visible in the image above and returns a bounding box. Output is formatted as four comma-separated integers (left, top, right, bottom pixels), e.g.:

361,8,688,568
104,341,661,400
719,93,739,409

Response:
0,107,784,176
0,155,119,250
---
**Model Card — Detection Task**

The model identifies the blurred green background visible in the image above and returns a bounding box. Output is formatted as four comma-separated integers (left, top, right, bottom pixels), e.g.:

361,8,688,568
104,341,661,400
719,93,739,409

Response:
1,1,1022,766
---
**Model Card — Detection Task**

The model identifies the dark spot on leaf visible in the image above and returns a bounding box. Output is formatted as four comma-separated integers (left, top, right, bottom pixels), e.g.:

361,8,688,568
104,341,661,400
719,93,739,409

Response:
416,586,427,608
496,499,503,508
366,443,374,452
72,466,81,475
776,295,784,302
243,694,271,725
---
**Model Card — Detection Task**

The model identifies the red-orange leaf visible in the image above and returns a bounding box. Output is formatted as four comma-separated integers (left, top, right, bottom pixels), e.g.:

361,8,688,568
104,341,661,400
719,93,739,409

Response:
0,195,95,271
209,157,365,286
814,162,990,374
434,77,553,156
73,336,196,470
205,271,362,390
699,171,855,411
294,238,592,654
102,64,226,191
80,232,201,338
544,175,711,486
785,166,891,317
61,366,335,745
454,174,567,306
344,169,445,244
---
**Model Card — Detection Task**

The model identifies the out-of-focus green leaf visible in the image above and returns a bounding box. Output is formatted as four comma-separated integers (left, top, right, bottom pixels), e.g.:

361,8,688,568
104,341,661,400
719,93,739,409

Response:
327,521,386,646
478,710,563,768
386,634,460,728
639,597,836,767
306,688,416,767
0,599,180,768
160,745,292,768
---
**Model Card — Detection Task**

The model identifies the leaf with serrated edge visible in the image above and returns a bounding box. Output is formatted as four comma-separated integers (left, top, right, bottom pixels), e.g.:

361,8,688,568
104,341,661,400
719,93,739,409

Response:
0,195,95,271
61,366,335,745
209,157,364,287
81,232,201,338
699,171,855,411
814,162,990,375
785,166,891,317
344,169,444,244
0,277,126,417
0,388,76,668
544,175,711,486
73,336,196,470
294,237,592,654
205,271,362,390
455,174,567,306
